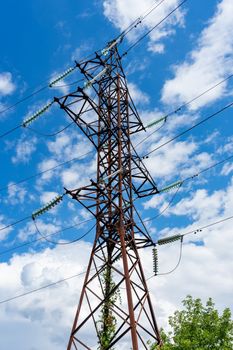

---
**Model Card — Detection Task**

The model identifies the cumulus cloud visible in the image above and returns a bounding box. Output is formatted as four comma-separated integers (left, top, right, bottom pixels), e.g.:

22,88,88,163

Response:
162,0,233,109
47,131,92,162
0,242,92,350
103,0,186,53
18,219,61,242
11,136,37,164
128,82,150,104
1,177,233,349
35,130,95,189
0,215,12,241
0,72,16,96
6,183,27,205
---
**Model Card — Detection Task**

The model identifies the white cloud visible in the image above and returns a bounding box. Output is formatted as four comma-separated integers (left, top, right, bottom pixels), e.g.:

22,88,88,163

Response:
18,219,61,242
168,188,225,221
0,72,16,96
40,191,59,205
0,188,233,349
0,242,92,350
0,215,12,241
72,42,93,61
37,159,59,182
103,0,186,53
47,131,92,161
6,183,27,205
49,70,70,95
39,129,96,189
221,162,233,176
128,82,149,104
11,136,37,164
162,0,233,109
143,139,198,180
217,135,233,154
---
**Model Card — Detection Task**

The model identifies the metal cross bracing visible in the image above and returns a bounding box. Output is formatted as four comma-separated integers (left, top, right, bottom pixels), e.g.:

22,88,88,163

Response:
55,44,162,349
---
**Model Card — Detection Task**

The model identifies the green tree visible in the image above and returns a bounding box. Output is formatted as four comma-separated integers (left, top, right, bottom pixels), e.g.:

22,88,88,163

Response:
151,295,233,350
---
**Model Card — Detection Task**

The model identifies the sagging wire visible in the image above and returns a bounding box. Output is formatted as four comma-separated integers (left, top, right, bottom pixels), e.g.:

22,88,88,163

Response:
33,220,96,245
0,217,95,256
1,214,233,304
25,120,75,137
148,235,183,280
0,193,65,235
0,99,55,139
157,235,183,276
31,194,64,220
134,119,167,149
143,185,182,223
147,202,233,280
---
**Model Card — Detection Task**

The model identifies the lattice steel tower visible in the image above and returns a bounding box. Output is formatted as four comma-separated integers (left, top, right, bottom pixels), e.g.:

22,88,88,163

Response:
55,42,162,349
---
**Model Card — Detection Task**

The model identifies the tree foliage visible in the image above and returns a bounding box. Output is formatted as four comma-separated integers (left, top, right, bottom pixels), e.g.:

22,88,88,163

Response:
151,295,233,350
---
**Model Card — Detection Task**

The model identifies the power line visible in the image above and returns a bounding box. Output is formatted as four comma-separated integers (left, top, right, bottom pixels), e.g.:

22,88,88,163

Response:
135,73,233,147
25,121,75,137
147,236,183,280
0,86,48,116
143,185,182,223
0,269,89,305
0,124,22,139
0,0,167,122
141,153,233,224
33,219,96,245
1,151,232,235
167,153,233,190
134,120,166,148
0,150,93,193
147,213,233,279
122,0,188,57
2,213,232,305
142,101,233,158
120,0,168,39
184,153,233,182
0,0,189,142
156,236,183,276
182,214,233,237
0,216,31,233
172,74,233,112
0,217,95,256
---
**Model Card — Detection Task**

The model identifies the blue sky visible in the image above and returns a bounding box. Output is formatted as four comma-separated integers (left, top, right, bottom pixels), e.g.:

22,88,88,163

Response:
0,0,233,349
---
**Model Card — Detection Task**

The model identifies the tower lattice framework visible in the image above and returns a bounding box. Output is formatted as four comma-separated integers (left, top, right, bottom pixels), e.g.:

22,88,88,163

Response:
56,45,162,350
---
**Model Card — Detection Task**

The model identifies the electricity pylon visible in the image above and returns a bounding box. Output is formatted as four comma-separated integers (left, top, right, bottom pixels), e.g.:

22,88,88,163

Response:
55,41,162,349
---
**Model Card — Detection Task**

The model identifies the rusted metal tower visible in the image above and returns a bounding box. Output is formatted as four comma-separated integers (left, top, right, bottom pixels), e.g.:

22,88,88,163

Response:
55,41,162,349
